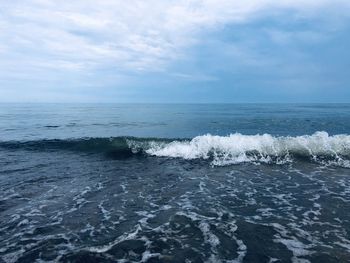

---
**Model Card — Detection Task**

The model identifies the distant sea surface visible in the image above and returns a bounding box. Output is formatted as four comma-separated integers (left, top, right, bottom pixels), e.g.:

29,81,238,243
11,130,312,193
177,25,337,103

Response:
1,103,350,262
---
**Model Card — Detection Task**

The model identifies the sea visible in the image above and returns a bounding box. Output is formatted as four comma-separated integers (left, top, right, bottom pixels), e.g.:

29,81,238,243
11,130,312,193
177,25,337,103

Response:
0,103,350,263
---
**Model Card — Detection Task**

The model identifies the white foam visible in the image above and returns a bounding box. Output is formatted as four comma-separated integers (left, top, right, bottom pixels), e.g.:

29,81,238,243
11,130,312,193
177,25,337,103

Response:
141,251,161,262
139,132,350,167
98,201,111,221
87,224,142,253
271,223,314,263
199,222,220,247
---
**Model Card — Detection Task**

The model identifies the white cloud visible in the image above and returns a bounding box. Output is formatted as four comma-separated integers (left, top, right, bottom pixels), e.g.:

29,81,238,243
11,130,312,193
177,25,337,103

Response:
0,0,349,75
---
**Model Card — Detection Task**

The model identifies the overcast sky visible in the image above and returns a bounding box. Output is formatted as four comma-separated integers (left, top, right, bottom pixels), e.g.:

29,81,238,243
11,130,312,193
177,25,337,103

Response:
1,0,350,103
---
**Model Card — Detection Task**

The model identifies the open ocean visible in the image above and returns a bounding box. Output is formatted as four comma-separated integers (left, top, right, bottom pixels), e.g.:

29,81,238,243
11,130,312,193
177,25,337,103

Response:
1,103,350,263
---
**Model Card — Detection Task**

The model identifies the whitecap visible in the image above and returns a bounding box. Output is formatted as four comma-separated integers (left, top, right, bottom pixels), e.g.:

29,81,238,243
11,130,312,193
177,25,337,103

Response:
131,132,350,167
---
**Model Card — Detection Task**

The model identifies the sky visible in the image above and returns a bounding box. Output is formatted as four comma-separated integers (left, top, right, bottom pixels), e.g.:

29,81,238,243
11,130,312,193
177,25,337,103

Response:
0,0,350,103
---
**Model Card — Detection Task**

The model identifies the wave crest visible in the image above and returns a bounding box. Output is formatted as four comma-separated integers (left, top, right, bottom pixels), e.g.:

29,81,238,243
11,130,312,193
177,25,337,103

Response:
135,132,350,167
1,132,350,167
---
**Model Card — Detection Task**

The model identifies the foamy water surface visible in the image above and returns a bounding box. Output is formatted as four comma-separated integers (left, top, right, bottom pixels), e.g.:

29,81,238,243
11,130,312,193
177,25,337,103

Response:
1,104,350,262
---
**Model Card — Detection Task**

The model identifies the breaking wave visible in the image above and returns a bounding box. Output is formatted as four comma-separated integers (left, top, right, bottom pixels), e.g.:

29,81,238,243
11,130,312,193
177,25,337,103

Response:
131,131,350,167
1,132,350,167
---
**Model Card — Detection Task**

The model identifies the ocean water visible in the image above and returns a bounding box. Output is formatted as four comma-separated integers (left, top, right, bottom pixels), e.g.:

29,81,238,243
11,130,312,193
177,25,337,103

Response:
0,103,350,263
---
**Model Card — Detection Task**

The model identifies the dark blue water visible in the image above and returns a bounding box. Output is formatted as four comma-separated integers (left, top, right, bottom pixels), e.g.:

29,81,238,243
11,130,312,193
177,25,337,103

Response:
1,104,350,262
1,103,350,140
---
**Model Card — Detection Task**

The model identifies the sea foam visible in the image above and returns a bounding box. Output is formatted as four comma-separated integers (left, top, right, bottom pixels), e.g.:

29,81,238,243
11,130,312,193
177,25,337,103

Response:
136,132,350,167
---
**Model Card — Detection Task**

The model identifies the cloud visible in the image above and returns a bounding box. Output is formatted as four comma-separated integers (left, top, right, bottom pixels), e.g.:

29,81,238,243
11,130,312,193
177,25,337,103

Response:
2,0,350,104
1,0,349,77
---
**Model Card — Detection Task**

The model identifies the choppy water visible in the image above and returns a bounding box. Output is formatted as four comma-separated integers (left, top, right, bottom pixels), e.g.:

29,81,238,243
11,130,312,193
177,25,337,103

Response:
1,104,350,262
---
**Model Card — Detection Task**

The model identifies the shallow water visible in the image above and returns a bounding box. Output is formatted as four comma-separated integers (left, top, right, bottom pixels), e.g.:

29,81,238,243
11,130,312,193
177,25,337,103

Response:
1,104,350,262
